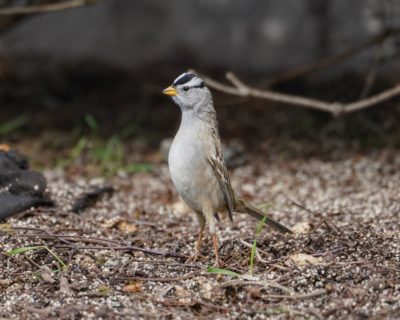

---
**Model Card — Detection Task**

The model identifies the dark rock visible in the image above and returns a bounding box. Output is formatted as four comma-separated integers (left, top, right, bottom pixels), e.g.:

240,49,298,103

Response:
71,185,114,214
0,150,54,220
223,139,248,169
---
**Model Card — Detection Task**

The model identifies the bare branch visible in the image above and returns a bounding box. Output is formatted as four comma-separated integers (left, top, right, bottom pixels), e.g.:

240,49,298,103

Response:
198,71,400,116
0,0,100,16
194,28,400,116
265,28,400,86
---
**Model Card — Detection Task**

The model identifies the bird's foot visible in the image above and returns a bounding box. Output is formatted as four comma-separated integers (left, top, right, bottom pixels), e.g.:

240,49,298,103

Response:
211,233,223,267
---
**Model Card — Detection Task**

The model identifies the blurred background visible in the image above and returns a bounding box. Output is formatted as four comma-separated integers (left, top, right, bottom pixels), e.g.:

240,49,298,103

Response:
0,0,399,175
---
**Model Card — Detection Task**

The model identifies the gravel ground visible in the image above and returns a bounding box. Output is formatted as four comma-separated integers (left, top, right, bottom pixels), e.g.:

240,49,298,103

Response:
0,147,399,319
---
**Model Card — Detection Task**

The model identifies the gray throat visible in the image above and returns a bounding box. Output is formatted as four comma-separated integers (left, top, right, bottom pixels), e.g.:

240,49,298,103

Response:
179,101,218,132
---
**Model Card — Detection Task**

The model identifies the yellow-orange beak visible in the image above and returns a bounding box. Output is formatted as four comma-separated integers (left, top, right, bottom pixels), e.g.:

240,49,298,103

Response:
162,85,177,96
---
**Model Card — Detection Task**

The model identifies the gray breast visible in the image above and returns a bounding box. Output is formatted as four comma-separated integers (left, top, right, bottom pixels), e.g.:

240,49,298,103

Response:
168,119,225,213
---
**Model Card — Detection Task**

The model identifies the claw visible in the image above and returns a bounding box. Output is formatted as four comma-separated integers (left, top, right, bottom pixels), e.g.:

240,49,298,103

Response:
185,223,206,264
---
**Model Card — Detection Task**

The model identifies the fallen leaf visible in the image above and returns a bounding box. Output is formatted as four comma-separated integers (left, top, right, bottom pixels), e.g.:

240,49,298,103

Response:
201,282,214,300
0,144,10,151
247,287,262,299
171,201,191,215
39,266,56,283
0,224,13,234
103,219,137,234
174,285,189,297
292,222,312,234
289,253,322,266
122,281,142,293
117,221,137,234
102,218,120,228
348,286,368,297
0,279,12,286
75,254,97,270
59,276,71,294
97,284,110,295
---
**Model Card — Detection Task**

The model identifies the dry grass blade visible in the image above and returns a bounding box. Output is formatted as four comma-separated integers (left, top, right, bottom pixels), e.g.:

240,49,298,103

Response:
5,245,67,270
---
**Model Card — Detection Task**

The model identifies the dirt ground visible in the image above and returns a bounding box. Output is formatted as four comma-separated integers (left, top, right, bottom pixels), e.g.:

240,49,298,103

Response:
1,143,399,319
0,59,399,319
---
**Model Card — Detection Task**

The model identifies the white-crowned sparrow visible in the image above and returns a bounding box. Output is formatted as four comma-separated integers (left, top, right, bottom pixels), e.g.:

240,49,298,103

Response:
163,72,292,266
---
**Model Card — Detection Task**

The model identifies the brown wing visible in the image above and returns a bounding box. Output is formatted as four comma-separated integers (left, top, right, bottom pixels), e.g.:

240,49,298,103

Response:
208,151,235,222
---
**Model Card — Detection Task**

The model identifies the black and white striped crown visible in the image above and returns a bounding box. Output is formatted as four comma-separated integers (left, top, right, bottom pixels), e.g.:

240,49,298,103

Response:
173,72,205,89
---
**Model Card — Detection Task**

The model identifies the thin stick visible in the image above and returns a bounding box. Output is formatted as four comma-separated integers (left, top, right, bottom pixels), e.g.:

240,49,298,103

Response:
0,0,99,16
290,200,341,233
130,258,202,269
264,289,327,300
112,274,195,283
53,244,182,258
12,230,183,258
198,71,400,117
25,256,41,269
239,239,268,263
220,279,294,295
264,28,400,86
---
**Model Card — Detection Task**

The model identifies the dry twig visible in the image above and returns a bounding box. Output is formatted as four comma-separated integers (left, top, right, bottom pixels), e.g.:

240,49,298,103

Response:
239,239,268,263
290,200,341,233
0,0,99,16
265,28,400,86
220,279,294,295
11,227,183,258
263,289,327,300
112,274,195,283
197,71,400,116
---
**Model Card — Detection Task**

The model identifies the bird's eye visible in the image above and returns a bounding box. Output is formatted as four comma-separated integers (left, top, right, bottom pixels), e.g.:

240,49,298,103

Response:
183,86,189,92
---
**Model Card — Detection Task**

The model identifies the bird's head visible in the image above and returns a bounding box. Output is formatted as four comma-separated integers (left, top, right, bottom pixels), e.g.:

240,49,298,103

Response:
163,72,211,111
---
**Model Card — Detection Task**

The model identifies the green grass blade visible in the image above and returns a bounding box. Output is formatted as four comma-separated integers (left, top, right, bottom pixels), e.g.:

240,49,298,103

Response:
206,266,240,277
6,246,42,255
84,113,99,133
255,215,267,235
71,136,88,159
249,240,257,275
125,163,154,174
0,114,29,136
249,216,267,275
44,246,67,269
6,245,66,270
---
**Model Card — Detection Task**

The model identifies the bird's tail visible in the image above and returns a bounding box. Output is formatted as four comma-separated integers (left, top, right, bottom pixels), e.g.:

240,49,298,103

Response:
235,198,292,234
